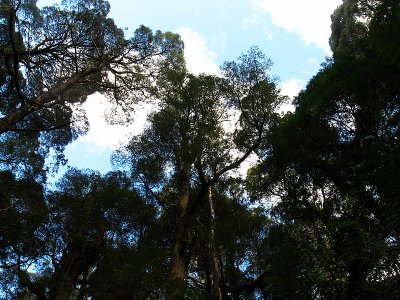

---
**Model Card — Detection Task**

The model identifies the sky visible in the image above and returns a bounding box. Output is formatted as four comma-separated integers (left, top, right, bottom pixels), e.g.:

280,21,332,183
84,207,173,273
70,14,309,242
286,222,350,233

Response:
38,0,343,177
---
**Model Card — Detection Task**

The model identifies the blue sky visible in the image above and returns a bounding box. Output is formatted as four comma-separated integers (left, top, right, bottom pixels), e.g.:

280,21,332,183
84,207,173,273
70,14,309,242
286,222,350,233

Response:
38,0,342,177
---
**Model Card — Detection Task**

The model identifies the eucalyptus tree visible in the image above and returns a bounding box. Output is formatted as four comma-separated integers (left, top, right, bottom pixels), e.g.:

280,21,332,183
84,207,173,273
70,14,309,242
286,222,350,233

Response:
0,168,158,299
247,0,400,298
0,0,183,178
0,169,47,299
113,47,284,298
0,1,182,297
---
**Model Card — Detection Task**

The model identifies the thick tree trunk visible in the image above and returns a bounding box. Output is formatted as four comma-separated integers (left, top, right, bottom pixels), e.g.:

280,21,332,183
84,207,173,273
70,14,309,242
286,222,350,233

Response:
48,242,100,300
48,243,82,299
208,186,222,300
168,164,191,298
345,259,366,300
49,193,103,299
169,220,187,299
170,218,188,281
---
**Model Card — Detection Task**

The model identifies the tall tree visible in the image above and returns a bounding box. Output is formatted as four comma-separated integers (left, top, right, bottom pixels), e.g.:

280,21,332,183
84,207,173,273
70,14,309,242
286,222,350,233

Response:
0,0,183,179
0,170,48,299
0,168,158,299
113,47,283,298
248,0,400,298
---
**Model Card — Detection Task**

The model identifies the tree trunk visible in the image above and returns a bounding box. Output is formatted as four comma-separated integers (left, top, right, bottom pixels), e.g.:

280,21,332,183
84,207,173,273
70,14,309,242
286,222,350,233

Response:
170,218,188,281
208,186,223,300
168,164,191,299
48,241,100,300
49,192,104,300
48,243,81,300
345,259,366,300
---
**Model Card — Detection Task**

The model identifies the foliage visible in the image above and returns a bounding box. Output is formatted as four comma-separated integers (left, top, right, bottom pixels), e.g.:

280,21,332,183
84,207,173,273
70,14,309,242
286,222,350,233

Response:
1,0,399,298
0,0,183,180
248,0,400,298
112,46,282,298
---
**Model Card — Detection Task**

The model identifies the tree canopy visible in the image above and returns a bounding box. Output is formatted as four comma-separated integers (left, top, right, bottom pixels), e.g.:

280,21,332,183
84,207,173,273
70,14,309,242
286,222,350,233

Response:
0,0,399,299
0,0,182,180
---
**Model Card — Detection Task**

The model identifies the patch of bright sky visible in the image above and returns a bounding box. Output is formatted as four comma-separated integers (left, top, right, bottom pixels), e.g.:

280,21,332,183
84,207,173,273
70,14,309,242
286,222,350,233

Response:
38,0,342,176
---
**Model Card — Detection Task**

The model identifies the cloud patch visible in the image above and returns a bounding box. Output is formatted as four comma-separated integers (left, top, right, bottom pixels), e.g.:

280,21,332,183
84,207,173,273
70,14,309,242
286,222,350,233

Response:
75,93,151,150
280,78,305,99
254,0,342,53
176,27,220,75
278,78,306,113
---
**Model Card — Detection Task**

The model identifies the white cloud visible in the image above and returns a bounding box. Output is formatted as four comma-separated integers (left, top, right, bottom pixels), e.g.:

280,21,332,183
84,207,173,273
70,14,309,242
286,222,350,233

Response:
38,0,61,7
243,15,259,30
254,0,342,53
243,4,274,40
264,26,273,40
278,78,306,113
176,27,220,75
280,78,305,99
74,93,152,151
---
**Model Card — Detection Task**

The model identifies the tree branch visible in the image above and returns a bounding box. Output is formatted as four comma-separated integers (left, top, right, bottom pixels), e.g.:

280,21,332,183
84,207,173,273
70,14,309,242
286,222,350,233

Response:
210,128,263,185
0,58,109,135
133,169,174,221
6,121,73,133
234,271,269,292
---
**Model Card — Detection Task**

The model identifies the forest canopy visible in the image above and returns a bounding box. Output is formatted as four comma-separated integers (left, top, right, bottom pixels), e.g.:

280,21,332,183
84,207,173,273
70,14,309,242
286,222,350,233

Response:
0,0,399,299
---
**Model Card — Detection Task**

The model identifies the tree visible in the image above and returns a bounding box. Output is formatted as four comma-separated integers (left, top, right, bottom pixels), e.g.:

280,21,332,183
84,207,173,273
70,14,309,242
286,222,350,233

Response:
0,2,183,295
248,0,400,298
0,168,160,299
0,0,183,179
0,170,48,299
113,47,283,298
